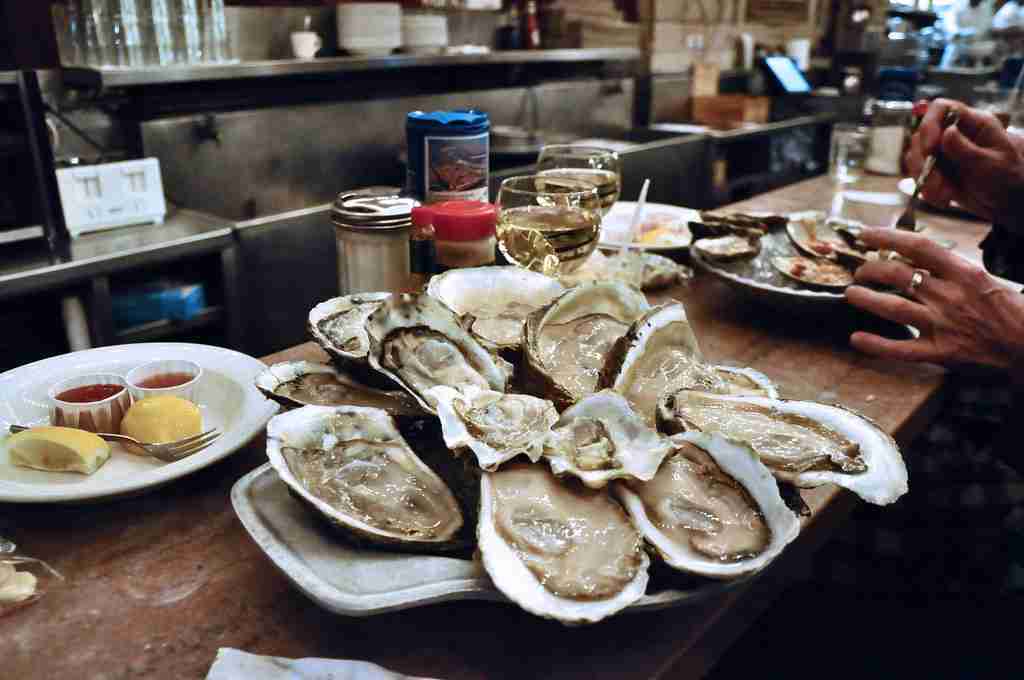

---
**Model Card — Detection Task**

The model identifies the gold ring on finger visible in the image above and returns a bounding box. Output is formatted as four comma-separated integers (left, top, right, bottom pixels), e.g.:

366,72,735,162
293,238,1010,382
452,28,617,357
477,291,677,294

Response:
906,268,928,296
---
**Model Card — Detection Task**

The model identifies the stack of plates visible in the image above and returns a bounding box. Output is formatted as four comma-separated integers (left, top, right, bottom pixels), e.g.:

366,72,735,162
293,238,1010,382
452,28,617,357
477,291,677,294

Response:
401,13,448,54
337,2,402,57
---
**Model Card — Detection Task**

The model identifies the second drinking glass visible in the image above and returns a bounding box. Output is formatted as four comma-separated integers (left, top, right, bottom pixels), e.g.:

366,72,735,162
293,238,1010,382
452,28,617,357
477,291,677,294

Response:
535,145,622,216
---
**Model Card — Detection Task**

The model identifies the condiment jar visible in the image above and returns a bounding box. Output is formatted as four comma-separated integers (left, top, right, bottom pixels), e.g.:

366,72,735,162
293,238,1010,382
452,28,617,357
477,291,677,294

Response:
405,109,490,204
332,187,419,294
865,100,913,176
431,200,497,271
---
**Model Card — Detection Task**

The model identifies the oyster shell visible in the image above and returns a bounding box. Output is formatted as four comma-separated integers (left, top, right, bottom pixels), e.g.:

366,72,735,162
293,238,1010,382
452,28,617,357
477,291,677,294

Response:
255,361,426,417
426,266,565,357
428,385,558,471
309,293,393,386
693,235,761,262
266,405,465,550
772,256,854,289
477,462,650,625
522,282,650,411
364,293,513,413
656,392,908,505
615,432,800,579
543,390,674,488
711,365,779,399
787,216,868,267
599,302,712,427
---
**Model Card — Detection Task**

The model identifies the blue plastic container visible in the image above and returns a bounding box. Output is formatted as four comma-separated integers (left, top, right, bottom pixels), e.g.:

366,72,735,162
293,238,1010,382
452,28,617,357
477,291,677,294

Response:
112,283,206,330
406,109,490,204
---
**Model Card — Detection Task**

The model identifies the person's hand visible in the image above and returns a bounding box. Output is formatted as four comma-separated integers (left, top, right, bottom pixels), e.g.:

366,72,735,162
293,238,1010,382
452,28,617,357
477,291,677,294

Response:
903,100,1024,222
845,228,1024,381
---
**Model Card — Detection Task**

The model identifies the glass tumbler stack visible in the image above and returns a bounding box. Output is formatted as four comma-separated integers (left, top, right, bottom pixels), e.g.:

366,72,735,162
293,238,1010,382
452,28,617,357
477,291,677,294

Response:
52,0,235,67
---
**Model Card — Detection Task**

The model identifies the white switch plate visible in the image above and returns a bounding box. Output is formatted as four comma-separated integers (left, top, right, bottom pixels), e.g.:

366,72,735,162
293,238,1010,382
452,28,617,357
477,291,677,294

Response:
56,157,167,238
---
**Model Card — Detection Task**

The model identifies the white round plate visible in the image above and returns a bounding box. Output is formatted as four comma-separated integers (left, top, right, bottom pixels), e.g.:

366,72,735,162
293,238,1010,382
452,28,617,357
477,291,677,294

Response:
0,343,279,503
599,201,698,252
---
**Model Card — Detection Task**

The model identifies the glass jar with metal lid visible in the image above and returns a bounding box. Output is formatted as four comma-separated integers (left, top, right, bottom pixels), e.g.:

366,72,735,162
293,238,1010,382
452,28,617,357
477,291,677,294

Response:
865,99,913,176
332,187,419,294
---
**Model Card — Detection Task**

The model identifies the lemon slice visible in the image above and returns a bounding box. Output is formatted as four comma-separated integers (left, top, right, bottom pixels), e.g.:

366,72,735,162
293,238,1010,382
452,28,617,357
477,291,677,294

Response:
0,562,13,587
120,396,202,444
0,570,37,604
7,426,111,475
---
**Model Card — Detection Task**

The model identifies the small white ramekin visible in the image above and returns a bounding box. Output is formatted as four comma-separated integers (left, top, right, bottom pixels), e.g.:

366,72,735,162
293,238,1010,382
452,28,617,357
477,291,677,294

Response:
125,359,203,404
48,373,132,433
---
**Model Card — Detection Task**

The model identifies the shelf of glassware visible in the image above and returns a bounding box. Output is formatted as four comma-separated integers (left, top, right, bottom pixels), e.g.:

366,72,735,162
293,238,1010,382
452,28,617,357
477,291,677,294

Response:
61,48,642,88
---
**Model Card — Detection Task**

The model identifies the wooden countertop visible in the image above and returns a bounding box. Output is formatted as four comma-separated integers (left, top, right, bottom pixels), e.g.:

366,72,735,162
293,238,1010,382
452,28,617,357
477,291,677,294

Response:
0,175,994,679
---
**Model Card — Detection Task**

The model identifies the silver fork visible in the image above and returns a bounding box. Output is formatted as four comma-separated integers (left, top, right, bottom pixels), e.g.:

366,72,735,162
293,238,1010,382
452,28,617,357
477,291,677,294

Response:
895,108,961,232
8,425,221,463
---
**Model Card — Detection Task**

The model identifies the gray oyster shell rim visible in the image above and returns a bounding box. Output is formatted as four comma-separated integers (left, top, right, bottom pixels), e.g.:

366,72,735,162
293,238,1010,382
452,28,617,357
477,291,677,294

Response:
232,464,750,617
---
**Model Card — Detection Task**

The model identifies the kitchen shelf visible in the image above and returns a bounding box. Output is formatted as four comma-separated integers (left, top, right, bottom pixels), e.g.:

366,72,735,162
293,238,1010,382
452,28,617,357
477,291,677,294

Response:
61,48,642,88
114,305,223,343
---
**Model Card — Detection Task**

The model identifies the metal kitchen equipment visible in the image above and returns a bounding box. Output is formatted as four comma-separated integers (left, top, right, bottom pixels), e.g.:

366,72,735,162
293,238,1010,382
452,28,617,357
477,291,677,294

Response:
332,187,419,294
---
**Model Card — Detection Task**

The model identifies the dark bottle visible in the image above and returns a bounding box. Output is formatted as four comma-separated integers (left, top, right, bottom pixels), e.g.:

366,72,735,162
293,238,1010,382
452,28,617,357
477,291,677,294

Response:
408,205,437,290
496,3,522,51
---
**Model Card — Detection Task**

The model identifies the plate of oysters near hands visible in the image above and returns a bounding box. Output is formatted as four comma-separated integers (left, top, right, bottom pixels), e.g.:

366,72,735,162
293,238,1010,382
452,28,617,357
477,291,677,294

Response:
235,264,909,625
689,210,915,311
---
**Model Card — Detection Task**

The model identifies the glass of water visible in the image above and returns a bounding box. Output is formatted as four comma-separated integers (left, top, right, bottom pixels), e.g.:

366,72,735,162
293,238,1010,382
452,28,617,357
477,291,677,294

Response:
829,123,869,184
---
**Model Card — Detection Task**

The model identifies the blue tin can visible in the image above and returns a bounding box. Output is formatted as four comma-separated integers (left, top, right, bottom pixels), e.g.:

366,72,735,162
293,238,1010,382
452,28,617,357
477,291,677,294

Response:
406,109,490,204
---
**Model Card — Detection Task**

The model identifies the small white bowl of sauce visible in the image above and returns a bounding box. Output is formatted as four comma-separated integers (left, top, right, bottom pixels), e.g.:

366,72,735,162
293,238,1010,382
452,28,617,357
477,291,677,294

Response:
126,360,203,404
48,373,132,433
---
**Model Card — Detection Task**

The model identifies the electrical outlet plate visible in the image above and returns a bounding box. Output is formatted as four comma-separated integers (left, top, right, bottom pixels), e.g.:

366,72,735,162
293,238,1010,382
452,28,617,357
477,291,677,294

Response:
56,157,167,238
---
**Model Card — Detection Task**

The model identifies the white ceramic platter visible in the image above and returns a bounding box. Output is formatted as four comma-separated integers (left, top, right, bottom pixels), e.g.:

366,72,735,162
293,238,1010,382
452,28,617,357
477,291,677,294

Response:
0,343,279,503
232,464,746,618
599,201,698,252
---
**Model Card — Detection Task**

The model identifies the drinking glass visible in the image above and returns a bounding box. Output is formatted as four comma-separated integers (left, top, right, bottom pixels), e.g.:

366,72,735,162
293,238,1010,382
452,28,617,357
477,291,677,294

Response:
828,123,869,184
535,145,622,216
495,175,602,276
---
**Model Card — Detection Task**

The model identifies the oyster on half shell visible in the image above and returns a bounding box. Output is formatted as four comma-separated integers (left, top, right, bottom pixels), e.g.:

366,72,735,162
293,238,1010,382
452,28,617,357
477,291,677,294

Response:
711,365,779,399
477,462,650,625
543,390,673,488
266,405,465,551
364,293,512,413
309,293,392,386
426,266,565,358
522,282,650,411
615,432,800,579
255,360,426,417
428,385,558,471
600,302,713,427
656,391,908,505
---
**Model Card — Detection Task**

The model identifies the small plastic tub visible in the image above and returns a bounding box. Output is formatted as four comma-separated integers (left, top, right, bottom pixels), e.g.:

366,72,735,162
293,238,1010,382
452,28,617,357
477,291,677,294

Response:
126,360,203,404
48,373,132,433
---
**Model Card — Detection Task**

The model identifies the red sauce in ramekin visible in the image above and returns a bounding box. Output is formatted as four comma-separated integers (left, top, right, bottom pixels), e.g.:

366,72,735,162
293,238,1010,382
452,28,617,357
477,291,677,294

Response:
55,384,125,403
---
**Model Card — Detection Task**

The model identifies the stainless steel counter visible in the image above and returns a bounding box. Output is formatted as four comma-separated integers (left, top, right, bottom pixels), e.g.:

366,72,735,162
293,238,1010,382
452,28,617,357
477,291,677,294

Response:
0,208,234,300
62,48,641,88
649,113,837,142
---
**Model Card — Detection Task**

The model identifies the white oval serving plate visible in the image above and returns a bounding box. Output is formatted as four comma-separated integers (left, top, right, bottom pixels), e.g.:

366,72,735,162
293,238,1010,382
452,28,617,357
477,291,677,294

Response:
0,342,279,503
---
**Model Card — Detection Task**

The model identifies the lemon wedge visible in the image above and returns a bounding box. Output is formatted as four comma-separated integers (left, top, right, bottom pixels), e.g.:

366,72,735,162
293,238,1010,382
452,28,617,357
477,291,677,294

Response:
120,395,202,444
0,570,37,604
7,426,111,475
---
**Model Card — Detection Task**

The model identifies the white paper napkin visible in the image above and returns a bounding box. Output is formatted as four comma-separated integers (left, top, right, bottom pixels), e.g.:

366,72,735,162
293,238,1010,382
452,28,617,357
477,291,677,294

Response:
207,649,442,680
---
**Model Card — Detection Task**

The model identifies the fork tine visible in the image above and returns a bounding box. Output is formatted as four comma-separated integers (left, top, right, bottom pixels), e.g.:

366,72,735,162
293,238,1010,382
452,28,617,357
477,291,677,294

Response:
158,433,222,461
161,431,221,457
167,428,219,448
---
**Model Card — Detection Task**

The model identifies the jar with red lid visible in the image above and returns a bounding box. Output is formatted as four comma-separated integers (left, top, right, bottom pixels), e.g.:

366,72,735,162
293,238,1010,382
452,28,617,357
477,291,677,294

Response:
430,200,497,271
